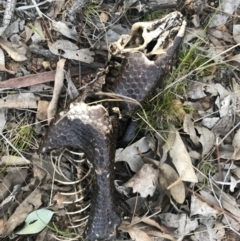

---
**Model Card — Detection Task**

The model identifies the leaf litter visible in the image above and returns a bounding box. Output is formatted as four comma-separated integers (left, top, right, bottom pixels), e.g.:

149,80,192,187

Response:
1,0,240,240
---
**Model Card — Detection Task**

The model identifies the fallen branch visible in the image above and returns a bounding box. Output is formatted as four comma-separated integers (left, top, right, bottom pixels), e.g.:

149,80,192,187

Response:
0,66,92,89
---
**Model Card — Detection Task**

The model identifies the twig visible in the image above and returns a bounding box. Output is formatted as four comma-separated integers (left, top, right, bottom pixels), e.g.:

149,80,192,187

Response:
0,0,16,36
215,137,223,181
0,67,92,89
186,187,240,224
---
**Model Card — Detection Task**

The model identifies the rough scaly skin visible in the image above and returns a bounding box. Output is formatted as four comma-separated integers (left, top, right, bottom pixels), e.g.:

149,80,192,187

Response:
40,11,186,241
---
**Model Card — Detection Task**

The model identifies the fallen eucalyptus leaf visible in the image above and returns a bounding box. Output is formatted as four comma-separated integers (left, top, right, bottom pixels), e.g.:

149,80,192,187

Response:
168,127,198,183
160,213,198,238
194,222,225,241
233,24,240,44
195,126,215,156
1,156,31,165
124,164,158,198
209,0,240,27
52,21,78,40
0,108,6,133
119,221,151,241
115,137,149,172
15,208,54,235
190,194,218,217
0,48,15,74
48,40,94,63
0,38,27,62
0,93,37,109
158,163,185,204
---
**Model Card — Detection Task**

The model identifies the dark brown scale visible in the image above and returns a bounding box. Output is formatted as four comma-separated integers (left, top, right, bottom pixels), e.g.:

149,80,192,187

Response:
111,52,161,116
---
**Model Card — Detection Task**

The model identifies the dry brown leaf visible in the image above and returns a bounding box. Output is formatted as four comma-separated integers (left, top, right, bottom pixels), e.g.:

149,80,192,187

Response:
32,156,70,183
209,0,240,27
47,58,66,124
145,230,176,241
183,114,200,147
232,129,240,160
228,53,240,63
131,216,166,233
124,164,159,198
31,19,44,43
168,127,198,183
2,188,42,237
48,40,94,63
126,227,152,241
116,137,149,172
0,93,37,109
190,194,218,217
211,115,234,136
183,28,207,44
0,48,15,74
47,0,65,18
0,218,5,236
36,100,49,121
100,12,109,22
195,126,215,156
1,156,30,165
194,222,225,241
233,24,240,43
187,81,207,99
0,38,27,61
160,213,198,239
52,21,78,40
172,99,186,121
127,216,176,240
0,168,27,202
208,29,233,42
119,221,152,241
213,188,240,221
0,109,6,134
232,167,240,179
158,163,185,204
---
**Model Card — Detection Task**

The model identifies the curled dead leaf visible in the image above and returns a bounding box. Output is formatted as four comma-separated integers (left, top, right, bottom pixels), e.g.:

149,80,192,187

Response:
168,126,198,183
0,38,27,62
100,12,109,22
119,221,152,241
158,163,185,204
124,164,159,198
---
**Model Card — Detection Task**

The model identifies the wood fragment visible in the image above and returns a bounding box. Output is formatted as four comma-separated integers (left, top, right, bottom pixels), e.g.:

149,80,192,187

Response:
0,66,92,89
47,59,66,124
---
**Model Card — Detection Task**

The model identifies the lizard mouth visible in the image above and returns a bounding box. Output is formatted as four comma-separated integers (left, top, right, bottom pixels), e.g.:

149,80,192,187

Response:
109,11,185,58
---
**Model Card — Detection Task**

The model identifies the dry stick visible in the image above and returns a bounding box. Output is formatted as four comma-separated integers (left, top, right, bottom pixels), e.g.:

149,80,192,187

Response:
0,66,92,89
0,0,16,36
47,59,66,124
215,137,223,182
186,187,240,224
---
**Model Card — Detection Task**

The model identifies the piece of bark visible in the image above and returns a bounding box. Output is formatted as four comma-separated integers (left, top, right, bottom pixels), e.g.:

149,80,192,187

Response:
1,188,42,237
